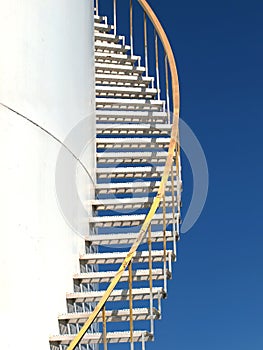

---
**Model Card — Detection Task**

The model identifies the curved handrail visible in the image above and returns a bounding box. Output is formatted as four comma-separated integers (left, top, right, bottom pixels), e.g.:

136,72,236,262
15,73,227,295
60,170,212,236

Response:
67,1,180,349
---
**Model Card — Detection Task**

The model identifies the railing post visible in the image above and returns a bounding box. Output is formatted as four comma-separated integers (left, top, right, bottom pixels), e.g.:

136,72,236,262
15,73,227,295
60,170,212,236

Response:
148,224,154,334
95,0,99,16
129,260,134,350
175,151,181,219
113,0,117,36
102,306,107,350
155,30,161,100
142,333,146,350
171,162,177,254
144,11,149,77
162,194,167,293
165,54,171,124
130,0,134,56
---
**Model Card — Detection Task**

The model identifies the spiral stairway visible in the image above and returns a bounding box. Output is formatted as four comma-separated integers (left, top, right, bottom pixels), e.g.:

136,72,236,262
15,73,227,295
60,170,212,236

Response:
50,1,182,349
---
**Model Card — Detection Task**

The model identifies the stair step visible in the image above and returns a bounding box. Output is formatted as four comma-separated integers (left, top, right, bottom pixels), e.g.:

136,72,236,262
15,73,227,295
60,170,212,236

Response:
96,97,165,111
96,86,158,99
85,231,176,246
95,180,176,193
97,137,169,149
95,41,131,53
96,73,153,86
94,15,107,24
95,32,123,44
96,165,173,174
96,181,177,192
97,152,169,165
50,330,153,345
80,250,175,265
58,307,160,324
74,268,171,284
95,52,140,65
96,110,167,123
89,212,174,227
94,22,114,33
89,196,177,210
96,164,176,181
95,62,145,74
97,137,168,145
96,123,171,135
67,287,166,303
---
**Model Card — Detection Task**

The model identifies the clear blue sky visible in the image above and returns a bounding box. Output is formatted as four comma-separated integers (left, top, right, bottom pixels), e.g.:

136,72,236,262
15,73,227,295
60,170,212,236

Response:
148,0,263,349
98,0,263,348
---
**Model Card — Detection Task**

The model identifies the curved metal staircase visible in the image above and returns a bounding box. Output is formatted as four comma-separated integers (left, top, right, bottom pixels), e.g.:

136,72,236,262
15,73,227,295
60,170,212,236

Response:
50,1,182,349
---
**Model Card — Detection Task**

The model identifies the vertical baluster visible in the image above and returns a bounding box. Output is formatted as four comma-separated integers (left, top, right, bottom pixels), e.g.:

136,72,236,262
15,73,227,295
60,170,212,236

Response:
102,306,107,350
165,55,171,123
113,0,117,36
95,0,99,16
148,225,154,334
163,194,167,293
129,261,134,350
130,0,134,57
142,333,146,350
171,162,177,254
175,149,181,219
155,30,161,100
144,11,149,77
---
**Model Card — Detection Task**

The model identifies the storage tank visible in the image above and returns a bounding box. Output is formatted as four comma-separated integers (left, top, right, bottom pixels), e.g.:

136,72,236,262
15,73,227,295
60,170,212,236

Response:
0,0,96,349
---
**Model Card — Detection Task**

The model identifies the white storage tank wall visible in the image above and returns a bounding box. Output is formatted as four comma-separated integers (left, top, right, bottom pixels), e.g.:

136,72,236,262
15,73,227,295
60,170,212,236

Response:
0,0,96,349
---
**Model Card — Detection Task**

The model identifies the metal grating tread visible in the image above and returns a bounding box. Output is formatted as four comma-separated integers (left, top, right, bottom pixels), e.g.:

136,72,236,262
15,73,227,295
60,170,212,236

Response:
95,180,174,190
80,250,175,264
96,123,171,131
95,73,154,86
66,287,166,302
95,62,145,74
96,85,157,97
97,137,168,144
94,15,107,23
73,268,171,284
95,32,123,44
94,23,114,33
58,307,160,324
96,165,173,173
50,330,153,345
89,212,174,224
95,41,131,53
85,231,176,246
97,151,168,161
95,52,140,64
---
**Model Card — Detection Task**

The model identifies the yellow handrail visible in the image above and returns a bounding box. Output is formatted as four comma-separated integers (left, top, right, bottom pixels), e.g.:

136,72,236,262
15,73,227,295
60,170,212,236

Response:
67,1,180,348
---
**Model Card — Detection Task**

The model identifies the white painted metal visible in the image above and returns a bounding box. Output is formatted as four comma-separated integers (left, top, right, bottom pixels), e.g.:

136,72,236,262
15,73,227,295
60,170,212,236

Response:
48,5,181,348
58,307,160,323
67,287,166,303
50,330,153,345
85,231,175,246
73,268,171,283
80,250,175,265
0,2,96,350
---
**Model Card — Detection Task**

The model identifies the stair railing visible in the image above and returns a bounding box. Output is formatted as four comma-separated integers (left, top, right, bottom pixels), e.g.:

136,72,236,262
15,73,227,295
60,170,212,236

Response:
67,1,181,348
